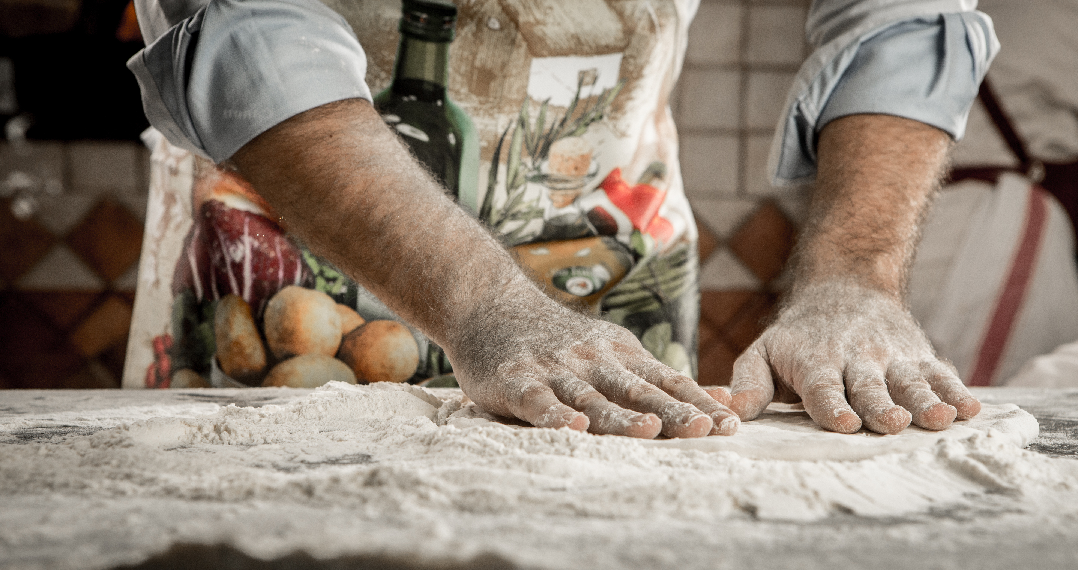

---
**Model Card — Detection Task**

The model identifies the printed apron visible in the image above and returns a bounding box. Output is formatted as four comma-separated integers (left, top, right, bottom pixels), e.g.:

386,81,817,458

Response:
123,0,703,388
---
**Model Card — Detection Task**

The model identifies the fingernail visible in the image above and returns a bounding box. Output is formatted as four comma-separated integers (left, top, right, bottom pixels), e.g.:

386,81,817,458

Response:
710,415,739,436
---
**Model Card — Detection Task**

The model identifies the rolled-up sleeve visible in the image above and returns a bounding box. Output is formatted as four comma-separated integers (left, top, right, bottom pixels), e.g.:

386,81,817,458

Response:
127,0,373,163
769,0,999,186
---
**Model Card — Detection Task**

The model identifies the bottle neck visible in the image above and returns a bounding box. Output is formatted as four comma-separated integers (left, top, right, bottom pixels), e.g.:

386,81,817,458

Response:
391,34,451,101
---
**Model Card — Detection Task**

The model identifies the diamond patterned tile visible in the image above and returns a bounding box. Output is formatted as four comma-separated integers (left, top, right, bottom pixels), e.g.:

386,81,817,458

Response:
700,290,756,330
698,248,760,290
112,260,140,292
697,314,721,356
0,198,55,282
65,198,144,283
0,141,65,193
723,292,776,352
69,294,133,358
0,292,85,389
21,291,102,330
32,193,98,236
99,334,130,385
695,214,719,264
60,361,122,389
697,339,739,386
691,198,760,241
15,243,106,291
68,141,142,196
728,201,796,284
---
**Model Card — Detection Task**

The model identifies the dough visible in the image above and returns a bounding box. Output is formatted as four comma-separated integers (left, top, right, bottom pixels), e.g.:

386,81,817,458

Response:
643,401,1040,461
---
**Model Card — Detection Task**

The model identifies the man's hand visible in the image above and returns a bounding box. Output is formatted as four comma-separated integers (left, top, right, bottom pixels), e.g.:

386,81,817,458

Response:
448,273,739,438
230,98,737,438
730,281,979,434
727,114,981,434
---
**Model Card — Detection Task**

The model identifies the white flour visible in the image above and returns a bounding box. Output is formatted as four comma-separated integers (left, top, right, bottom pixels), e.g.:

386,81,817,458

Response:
2,383,1078,570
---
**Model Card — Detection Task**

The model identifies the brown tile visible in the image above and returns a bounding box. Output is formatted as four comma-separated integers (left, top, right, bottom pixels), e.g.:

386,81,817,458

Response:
697,316,720,357
0,292,85,388
697,340,739,386
61,361,121,389
65,198,144,283
99,334,130,384
700,290,754,329
728,201,797,284
0,198,56,282
21,291,102,330
69,294,133,358
724,293,777,352
695,214,719,264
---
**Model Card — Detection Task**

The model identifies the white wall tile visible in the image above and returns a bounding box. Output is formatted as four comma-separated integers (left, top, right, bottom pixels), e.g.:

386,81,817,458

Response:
68,141,142,196
15,244,105,291
32,193,97,236
744,70,796,130
686,2,743,66
0,141,65,193
744,5,807,66
690,197,760,239
698,247,761,290
680,134,740,200
743,133,781,196
676,69,740,130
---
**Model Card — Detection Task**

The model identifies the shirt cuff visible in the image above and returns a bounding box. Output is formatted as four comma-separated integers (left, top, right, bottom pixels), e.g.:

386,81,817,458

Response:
770,7,998,186
127,0,373,163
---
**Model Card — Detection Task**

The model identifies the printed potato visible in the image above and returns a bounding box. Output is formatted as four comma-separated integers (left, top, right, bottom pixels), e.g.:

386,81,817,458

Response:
263,286,342,360
337,320,419,383
214,294,268,385
262,354,357,388
336,303,366,336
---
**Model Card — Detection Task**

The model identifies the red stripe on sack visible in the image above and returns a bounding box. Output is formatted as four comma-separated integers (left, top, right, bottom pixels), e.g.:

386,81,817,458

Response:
968,186,1049,386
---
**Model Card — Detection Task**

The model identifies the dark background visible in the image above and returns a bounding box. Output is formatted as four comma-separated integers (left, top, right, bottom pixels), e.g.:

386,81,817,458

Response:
1,0,148,141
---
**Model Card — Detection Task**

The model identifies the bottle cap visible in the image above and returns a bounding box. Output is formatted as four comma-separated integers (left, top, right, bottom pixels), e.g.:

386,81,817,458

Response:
400,0,458,42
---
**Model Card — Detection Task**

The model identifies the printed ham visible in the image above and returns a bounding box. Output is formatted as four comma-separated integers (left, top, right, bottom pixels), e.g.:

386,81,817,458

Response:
174,198,311,318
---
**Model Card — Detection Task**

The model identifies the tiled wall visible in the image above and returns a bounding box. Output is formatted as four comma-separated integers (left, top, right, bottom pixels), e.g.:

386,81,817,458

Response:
0,141,148,388
1,0,811,389
675,0,812,385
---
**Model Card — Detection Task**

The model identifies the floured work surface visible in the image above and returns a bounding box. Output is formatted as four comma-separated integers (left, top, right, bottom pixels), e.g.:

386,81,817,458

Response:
2,384,1078,570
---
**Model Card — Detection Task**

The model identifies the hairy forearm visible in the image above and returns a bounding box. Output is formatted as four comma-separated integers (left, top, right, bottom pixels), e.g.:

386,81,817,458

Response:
230,98,529,348
792,114,953,298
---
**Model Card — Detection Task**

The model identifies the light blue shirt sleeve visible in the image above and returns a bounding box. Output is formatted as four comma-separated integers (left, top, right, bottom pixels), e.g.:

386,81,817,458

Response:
127,0,373,163
769,0,999,186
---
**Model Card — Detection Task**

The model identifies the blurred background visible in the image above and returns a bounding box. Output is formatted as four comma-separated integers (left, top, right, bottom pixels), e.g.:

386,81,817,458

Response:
0,0,1015,389
0,0,149,388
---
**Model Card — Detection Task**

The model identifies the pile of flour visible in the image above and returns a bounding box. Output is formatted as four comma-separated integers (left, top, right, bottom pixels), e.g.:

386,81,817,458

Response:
2,382,1078,570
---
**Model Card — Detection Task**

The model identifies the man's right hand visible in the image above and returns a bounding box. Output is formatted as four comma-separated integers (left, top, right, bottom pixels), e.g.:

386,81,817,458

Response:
231,98,736,439
446,273,739,438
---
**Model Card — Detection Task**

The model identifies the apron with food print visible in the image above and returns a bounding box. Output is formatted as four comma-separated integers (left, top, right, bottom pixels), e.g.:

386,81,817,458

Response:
123,0,703,389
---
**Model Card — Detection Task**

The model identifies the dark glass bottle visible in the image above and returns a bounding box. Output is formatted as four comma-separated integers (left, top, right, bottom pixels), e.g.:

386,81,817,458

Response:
374,0,479,211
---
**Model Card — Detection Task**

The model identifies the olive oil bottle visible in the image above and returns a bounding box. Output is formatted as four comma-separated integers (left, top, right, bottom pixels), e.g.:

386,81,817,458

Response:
375,0,479,211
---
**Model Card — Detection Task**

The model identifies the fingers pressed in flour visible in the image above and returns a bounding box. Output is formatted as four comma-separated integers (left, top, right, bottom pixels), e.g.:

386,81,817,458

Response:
508,377,590,431
923,360,981,420
549,375,661,438
886,360,956,431
800,366,862,434
845,362,911,435
729,345,775,421
625,356,739,436
592,366,713,439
